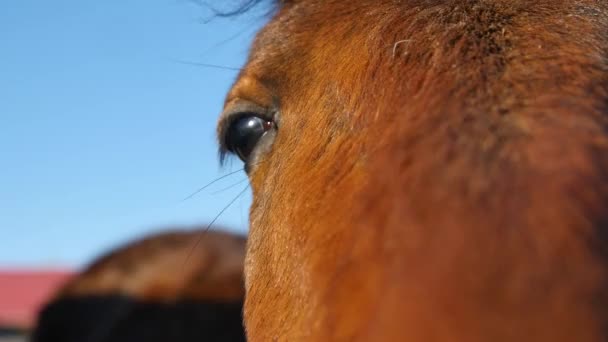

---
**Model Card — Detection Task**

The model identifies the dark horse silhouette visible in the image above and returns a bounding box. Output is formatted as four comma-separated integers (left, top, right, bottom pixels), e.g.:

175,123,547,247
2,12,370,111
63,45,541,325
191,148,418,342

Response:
32,228,246,342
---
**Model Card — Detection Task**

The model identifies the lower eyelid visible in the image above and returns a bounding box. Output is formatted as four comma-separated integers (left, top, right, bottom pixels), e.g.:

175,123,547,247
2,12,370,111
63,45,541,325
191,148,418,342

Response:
245,128,277,173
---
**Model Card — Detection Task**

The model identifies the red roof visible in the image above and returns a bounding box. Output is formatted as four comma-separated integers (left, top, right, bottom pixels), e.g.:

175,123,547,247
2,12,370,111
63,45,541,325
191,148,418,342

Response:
0,270,73,328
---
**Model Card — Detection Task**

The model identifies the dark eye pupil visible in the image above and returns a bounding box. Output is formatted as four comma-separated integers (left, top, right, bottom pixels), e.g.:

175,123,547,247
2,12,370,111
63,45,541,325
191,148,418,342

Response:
226,115,272,162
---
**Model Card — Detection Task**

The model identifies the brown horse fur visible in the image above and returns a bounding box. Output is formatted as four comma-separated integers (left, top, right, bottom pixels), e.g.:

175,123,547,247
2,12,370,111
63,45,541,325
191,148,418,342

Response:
218,1,608,340
32,228,246,342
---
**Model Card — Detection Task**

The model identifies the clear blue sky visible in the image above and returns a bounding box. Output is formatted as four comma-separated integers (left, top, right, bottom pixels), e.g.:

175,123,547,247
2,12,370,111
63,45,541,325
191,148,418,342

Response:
0,1,266,268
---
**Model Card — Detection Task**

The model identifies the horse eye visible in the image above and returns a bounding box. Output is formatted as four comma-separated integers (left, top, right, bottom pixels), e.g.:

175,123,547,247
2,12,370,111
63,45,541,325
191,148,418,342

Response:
225,115,273,162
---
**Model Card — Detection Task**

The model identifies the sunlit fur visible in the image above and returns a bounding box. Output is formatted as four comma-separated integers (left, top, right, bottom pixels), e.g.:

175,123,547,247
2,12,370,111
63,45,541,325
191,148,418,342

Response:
32,228,246,342
219,0,608,340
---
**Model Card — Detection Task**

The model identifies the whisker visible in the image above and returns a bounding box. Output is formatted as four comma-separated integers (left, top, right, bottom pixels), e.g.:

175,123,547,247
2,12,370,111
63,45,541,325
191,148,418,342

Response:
203,185,249,234
182,157,269,202
181,168,245,202
169,58,241,71
211,178,249,195
198,25,255,58
183,185,250,265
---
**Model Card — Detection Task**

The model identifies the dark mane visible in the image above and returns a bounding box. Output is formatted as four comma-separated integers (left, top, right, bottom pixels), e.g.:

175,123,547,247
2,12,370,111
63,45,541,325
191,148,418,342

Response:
193,0,277,17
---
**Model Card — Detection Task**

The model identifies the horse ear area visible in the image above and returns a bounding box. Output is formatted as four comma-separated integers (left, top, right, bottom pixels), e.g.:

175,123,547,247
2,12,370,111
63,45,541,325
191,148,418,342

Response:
31,228,247,342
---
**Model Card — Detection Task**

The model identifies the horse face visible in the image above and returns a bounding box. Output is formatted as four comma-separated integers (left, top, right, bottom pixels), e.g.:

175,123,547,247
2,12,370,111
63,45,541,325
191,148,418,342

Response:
218,1,608,340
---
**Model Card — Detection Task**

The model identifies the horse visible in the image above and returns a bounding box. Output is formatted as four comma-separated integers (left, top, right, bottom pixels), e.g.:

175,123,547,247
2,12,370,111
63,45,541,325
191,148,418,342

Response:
217,1,608,340
32,227,246,342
